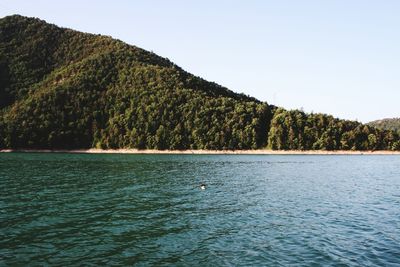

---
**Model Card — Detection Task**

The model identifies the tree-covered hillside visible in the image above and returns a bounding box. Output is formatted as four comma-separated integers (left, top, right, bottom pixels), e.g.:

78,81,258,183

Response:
268,109,399,150
368,118,400,134
0,15,399,150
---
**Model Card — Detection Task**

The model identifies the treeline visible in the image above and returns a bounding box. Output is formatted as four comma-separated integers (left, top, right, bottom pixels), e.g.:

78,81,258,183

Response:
268,109,400,151
0,15,399,151
368,118,400,134
0,15,269,150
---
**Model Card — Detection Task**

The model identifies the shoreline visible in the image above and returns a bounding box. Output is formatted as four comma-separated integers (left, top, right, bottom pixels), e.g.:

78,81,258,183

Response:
1,148,400,155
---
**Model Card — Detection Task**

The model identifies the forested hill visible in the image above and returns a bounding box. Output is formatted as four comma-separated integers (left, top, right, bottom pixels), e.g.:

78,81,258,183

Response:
1,15,399,151
368,118,400,134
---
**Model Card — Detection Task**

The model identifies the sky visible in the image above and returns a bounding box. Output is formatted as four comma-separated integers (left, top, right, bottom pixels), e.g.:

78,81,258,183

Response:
1,0,399,122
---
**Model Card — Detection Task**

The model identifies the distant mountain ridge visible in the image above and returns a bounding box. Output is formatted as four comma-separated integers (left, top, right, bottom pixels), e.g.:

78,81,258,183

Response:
0,15,399,150
368,118,400,133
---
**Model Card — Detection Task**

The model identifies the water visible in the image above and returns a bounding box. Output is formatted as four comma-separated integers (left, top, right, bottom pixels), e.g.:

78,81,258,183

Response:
1,153,400,266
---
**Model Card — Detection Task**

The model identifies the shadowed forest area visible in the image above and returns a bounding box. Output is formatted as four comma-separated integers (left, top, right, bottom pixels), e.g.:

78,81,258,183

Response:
1,15,399,150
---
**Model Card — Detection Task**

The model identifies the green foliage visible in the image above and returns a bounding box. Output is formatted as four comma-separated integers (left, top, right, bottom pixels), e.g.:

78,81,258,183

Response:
0,15,269,150
0,15,399,151
368,118,400,134
267,109,400,151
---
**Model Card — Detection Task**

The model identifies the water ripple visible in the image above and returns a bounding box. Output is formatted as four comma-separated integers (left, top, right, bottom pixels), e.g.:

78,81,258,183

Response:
1,153,400,266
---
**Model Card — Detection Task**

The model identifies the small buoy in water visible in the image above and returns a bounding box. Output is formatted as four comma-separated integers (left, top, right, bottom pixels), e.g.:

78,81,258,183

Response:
200,183,206,190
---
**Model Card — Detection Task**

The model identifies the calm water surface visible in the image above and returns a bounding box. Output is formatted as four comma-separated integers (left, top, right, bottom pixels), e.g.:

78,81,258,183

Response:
1,153,400,266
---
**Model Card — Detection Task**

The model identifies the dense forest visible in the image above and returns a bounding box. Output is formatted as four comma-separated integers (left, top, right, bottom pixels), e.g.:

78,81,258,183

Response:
1,15,399,150
368,118,400,134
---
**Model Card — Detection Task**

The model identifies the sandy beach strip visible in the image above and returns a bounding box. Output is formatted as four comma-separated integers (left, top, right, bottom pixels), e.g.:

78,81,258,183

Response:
1,148,400,155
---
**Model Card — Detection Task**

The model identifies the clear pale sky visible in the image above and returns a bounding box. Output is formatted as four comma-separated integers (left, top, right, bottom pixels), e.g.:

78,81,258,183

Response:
1,0,399,122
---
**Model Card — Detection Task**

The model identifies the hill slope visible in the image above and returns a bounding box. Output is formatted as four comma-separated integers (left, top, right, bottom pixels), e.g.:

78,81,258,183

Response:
0,15,399,150
368,118,400,134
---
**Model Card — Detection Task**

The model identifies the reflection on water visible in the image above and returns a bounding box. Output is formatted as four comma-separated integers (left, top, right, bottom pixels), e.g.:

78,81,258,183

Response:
1,153,400,266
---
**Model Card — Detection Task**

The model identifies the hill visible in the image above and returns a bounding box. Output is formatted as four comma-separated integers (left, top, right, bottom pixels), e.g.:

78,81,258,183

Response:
368,118,400,134
1,15,399,150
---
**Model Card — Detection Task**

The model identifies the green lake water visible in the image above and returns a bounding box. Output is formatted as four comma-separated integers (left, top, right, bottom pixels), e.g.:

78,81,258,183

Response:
1,153,400,266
